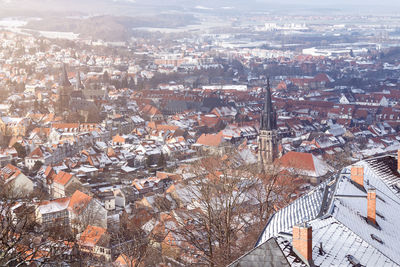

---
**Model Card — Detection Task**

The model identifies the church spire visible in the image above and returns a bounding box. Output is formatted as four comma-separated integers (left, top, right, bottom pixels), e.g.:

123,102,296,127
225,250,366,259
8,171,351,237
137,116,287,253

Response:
258,78,279,168
60,63,71,87
58,64,72,117
260,78,276,131
76,69,83,90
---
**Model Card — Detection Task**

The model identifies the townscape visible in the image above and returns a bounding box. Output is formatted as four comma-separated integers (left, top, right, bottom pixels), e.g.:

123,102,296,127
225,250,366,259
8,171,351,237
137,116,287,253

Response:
1,1,400,266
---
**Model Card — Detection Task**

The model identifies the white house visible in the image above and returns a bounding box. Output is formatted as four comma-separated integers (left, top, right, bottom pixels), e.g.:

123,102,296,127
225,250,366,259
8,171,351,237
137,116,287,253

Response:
0,164,34,196
52,171,82,198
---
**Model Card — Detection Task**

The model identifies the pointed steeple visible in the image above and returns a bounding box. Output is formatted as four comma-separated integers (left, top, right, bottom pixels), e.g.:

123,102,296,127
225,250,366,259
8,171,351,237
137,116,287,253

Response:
260,78,276,131
76,69,84,90
264,78,272,113
60,63,71,87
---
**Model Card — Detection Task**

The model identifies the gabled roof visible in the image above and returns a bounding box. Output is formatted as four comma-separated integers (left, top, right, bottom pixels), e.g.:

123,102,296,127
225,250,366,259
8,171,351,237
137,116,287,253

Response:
112,134,126,143
0,164,23,181
277,151,332,177
40,166,56,184
313,73,334,83
44,166,54,178
228,237,290,267
28,147,45,158
53,171,74,186
212,106,237,117
38,197,70,214
196,131,224,147
79,225,107,247
68,190,92,215
114,254,137,267
141,104,161,116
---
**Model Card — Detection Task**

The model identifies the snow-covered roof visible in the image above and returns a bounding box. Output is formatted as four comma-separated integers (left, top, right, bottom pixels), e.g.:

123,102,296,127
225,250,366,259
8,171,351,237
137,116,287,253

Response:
38,198,70,214
257,180,330,245
256,153,400,266
277,217,396,266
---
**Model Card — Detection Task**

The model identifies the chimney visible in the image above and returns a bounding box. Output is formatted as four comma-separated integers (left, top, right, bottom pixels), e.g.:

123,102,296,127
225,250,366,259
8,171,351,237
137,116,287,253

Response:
293,223,313,264
397,150,400,172
351,166,364,187
367,189,376,224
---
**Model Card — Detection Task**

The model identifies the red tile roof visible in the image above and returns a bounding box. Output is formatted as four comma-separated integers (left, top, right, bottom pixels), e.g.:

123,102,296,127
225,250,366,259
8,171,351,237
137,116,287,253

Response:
141,105,161,116
278,151,315,171
0,164,22,181
53,171,73,186
68,190,92,215
28,147,44,158
196,131,224,147
79,225,107,247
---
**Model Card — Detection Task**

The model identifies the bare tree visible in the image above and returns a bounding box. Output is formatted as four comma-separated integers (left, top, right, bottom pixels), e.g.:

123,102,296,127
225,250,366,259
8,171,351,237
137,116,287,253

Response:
163,154,302,267
161,156,255,266
245,163,301,229
69,196,107,234
326,147,353,171
111,211,161,267
0,182,75,266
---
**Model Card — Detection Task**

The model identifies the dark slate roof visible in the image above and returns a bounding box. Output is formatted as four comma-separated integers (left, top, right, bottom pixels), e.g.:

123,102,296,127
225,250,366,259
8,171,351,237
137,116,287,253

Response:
228,238,290,267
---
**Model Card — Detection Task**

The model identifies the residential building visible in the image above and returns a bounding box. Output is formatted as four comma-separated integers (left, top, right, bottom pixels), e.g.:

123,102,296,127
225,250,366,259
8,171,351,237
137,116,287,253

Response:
52,171,82,198
0,164,33,196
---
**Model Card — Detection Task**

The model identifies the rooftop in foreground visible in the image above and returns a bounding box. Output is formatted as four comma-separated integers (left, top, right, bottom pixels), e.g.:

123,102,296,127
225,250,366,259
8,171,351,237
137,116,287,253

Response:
231,152,400,267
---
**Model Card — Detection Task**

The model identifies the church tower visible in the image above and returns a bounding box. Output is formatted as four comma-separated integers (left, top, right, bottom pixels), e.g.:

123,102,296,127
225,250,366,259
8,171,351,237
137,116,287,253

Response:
75,69,84,90
57,64,72,116
258,79,279,168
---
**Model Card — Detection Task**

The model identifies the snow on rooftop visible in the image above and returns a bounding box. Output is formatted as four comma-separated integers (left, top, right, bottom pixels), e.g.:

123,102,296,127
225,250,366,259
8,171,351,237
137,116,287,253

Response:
257,181,329,245
281,216,397,266
38,198,70,214
258,153,400,265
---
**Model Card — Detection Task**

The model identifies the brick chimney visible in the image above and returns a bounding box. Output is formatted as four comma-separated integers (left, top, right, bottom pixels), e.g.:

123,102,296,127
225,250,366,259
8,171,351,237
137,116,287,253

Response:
367,189,376,224
397,150,400,172
293,223,313,264
351,166,364,187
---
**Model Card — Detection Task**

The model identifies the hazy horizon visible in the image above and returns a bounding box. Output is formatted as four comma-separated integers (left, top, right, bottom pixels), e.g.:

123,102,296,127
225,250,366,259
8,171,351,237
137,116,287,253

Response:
1,0,400,17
